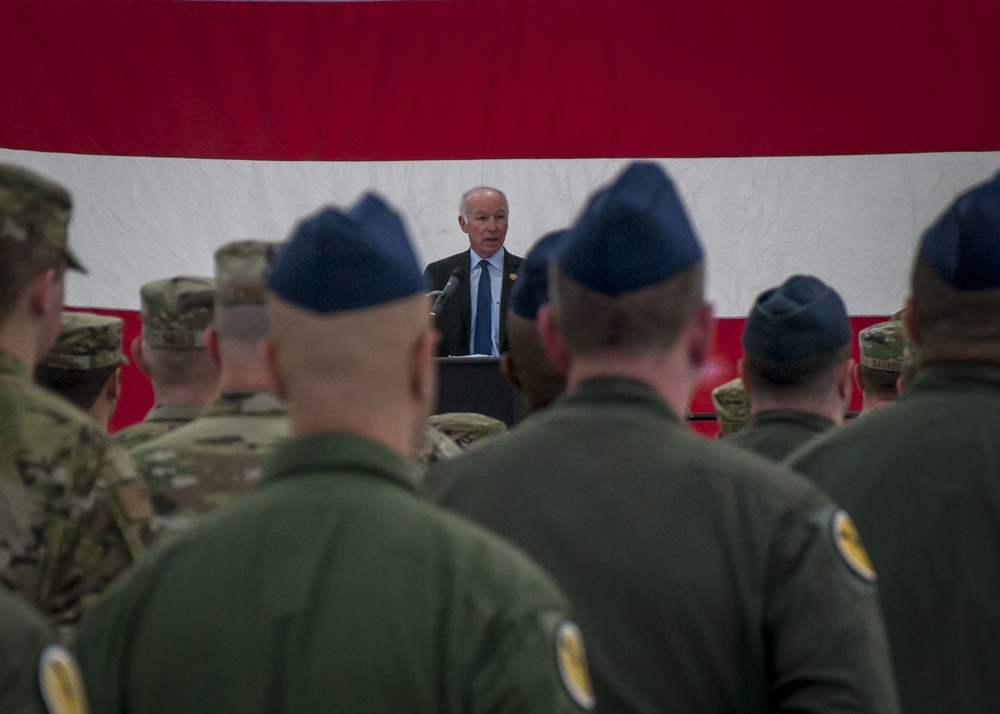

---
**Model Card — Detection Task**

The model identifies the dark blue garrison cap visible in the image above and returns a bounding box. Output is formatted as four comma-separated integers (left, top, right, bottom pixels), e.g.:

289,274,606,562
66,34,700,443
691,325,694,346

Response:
742,275,852,362
509,230,569,319
558,162,703,296
266,193,426,313
920,171,1000,290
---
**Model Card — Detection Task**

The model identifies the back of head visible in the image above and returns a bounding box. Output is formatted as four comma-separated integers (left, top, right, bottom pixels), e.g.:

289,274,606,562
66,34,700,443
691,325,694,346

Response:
213,240,283,345
506,230,570,408
35,311,125,414
265,193,431,430
911,171,1000,364
139,276,217,388
0,164,84,325
741,275,852,401
857,320,907,398
550,161,705,357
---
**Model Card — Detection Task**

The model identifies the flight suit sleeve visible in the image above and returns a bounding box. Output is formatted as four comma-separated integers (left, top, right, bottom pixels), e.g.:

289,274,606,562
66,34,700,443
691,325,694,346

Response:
46,439,153,628
765,501,901,713
467,605,595,714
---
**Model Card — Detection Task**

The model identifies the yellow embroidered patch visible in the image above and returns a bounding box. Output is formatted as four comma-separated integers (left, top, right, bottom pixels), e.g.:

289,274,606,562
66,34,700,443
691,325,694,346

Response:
38,645,89,714
831,509,877,583
555,621,596,710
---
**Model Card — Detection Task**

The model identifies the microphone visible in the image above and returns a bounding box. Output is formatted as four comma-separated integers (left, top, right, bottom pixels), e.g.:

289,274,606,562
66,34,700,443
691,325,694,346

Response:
431,267,462,317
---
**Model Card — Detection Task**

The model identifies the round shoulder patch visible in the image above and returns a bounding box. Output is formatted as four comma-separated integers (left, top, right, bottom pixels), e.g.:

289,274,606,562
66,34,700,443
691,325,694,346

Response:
38,645,90,714
554,621,596,710
829,509,877,583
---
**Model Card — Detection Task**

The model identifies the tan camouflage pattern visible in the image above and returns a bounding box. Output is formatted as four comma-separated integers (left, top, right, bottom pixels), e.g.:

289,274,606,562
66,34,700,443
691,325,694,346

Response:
140,276,215,349
858,321,907,372
114,403,203,451
214,240,283,307
415,424,464,473
132,391,287,538
0,164,84,271
41,311,126,371
0,351,152,629
711,377,750,437
428,412,507,450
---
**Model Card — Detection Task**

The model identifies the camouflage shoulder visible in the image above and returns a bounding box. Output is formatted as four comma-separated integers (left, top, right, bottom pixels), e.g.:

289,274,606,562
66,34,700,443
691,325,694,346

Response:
114,421,177,451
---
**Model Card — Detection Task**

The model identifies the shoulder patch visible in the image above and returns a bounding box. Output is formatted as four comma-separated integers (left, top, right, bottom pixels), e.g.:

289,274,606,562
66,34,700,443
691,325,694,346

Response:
829,509,877,583
38,645,89,714
554,621,596,710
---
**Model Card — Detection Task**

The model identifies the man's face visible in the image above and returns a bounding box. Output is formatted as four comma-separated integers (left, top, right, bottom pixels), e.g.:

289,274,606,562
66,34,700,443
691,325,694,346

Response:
459,190,508,259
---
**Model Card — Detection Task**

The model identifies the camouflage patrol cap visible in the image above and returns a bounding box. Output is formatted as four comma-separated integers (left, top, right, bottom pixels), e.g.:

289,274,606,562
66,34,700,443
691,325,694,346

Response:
711,377,750,437
140,276,215,349
43,311,128,370
858,321,907,372
214,240,283,307
428,412,507,449
0,164,85,272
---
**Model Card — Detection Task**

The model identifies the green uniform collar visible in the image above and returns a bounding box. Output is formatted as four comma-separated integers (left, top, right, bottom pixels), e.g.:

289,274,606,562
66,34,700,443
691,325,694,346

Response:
563,376,682,422
746,409,836,433
262,432,422,494
145,402,202,423
201,391,286,418
0,350,30,381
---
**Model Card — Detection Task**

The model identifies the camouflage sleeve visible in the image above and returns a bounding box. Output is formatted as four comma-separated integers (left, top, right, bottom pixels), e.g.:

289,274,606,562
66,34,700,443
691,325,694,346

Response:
44,438,153,629
766,500,901,713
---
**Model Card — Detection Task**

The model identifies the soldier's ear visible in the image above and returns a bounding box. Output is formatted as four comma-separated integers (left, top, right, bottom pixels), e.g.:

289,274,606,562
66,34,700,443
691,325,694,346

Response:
686,302,715,372
852,362,862,392
27,267,62,318
500,352,524,392
262,338,288,402
410,328,440,405
204,326,221,368
131,336,151,377
737,357,751,398
904,296,921,345
537,305,570,374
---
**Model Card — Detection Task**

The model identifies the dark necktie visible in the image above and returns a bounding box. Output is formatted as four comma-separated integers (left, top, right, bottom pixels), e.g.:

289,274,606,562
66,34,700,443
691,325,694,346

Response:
474,260,493,355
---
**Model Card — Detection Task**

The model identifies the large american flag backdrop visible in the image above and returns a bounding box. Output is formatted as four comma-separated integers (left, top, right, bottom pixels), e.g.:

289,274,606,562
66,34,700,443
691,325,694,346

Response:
3,0,999,433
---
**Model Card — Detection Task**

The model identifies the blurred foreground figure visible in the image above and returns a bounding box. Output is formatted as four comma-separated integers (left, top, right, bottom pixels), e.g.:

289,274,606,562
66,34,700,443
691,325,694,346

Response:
432,162,899,713
788,172,1000,714
0,164,151,631
75,194,592,714
115,276,217,449
728,275,854,460
36,311,128,430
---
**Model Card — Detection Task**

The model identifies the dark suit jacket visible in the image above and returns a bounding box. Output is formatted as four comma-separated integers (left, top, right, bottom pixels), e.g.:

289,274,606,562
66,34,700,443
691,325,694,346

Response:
424,248,524,357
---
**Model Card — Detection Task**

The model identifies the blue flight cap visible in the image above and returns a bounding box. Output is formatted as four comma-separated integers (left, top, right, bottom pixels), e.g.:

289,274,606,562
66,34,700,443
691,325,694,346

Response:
266,193,426,313
509,229,569,319
742,275,852,362
919,171,1000,290
557,162,703,296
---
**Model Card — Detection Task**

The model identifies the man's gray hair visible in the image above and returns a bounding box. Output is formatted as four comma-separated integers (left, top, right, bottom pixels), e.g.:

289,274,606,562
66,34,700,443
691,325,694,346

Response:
459,186,509,220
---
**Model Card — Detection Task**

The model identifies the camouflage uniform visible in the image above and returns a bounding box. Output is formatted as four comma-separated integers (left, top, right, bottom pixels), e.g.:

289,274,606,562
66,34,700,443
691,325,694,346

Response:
131,241,287,538
710,377,749,436
428,412,507,449
0,165,152,629
41,312,128,372
858,321,907,374
115,276,215,450
415,425,463,474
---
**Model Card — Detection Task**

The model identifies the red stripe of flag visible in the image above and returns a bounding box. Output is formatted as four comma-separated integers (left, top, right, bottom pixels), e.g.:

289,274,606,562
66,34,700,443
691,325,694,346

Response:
3,0,999,161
